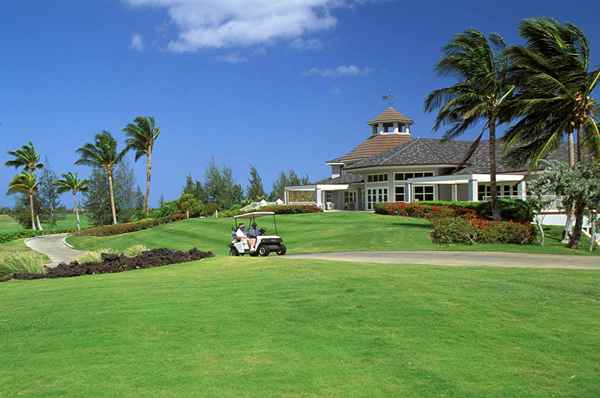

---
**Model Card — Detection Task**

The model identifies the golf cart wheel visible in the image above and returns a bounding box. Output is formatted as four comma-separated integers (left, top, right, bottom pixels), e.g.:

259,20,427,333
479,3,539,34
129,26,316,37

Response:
258,246,270,257
229,247,239,256
276,246,287,256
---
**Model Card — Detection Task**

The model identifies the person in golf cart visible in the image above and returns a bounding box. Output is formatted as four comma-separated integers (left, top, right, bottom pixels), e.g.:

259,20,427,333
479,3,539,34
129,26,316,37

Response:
229,212,286,256
235,223,256,250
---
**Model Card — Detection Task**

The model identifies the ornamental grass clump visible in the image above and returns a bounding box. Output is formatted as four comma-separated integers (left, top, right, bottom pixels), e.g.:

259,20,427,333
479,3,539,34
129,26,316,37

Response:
0,252,46,281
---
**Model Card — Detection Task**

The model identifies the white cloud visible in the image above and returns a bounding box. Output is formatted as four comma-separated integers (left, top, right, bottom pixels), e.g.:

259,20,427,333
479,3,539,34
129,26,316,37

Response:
305,65,372,78
216,52,248,64
130,33,145,51
290,37,323,50
124,0,365,52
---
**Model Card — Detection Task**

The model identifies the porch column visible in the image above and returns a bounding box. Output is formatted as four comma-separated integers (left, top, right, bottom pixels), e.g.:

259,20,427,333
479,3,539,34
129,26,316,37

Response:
405,182,412,203
315,188,323,209
468,179,478,201
284,189,289,204
518,180,527,201
451,184,458,201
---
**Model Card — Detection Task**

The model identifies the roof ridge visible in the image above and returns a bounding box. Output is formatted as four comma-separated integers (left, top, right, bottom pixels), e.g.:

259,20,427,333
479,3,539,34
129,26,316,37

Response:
420,139,451,164
355,138,420,167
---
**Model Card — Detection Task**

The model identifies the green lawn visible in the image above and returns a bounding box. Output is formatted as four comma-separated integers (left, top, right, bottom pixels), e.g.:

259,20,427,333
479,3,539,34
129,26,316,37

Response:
68,212,598,256
0,213,91,234
1,257,599,397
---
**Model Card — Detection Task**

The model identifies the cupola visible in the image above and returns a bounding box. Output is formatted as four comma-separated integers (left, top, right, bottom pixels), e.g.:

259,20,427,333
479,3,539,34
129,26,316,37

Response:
368,107,413,135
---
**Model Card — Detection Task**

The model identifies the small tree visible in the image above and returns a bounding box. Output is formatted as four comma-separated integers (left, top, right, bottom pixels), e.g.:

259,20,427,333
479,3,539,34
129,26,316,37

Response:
38,159,61,226
247,165,266,202
177,193,203,219
7,172,38,230
55,172,88,231
527,177,557,246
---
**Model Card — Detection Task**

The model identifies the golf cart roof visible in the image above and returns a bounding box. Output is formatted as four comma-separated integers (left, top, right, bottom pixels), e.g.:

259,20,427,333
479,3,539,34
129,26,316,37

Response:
234,211,276,219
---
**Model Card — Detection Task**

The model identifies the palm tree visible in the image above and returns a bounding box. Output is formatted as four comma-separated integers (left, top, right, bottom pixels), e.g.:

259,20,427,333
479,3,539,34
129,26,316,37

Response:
6,141,44,172
425,29,513,219
75,131,127,225
123,116,160,216
503,18,600,248
56,172,89,231
7,172,38,230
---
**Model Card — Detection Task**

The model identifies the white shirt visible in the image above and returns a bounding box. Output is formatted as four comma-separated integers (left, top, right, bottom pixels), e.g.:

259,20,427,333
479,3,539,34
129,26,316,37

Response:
235,228,247,239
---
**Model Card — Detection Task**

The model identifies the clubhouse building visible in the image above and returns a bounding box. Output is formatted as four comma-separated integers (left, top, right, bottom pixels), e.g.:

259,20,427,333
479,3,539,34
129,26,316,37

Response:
285,107,567,211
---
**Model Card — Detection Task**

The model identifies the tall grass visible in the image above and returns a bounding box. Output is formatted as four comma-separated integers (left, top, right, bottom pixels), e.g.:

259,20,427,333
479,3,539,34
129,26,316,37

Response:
0,252,46,280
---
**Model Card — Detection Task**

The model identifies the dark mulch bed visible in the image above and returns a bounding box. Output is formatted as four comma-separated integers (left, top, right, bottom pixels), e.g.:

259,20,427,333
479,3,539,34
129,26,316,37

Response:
12,248,214,281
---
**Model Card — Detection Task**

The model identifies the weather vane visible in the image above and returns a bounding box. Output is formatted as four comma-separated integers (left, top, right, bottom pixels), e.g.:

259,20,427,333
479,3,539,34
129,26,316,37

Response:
382,90,395,107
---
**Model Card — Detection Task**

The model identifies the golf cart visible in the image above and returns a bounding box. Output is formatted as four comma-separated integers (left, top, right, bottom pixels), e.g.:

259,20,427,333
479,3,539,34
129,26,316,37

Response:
229,211,287,257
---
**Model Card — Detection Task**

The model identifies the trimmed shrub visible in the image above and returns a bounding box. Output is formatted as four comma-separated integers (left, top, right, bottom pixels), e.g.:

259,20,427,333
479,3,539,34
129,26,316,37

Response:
477,199,534,223
375,202,478,220
379,200,533,223
430,217,478,244
431,217,535,245
77,213,187,237
257,204,322,214
10,248,214,281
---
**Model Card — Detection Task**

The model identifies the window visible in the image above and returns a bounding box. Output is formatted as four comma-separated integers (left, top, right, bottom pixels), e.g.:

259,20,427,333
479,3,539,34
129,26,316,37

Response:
414,185,434,201
478,184,519,201
344,191,357,210
367,188,388,210
395,186,405,202
367,174,388,183
394,172,434,181
383,123,395,133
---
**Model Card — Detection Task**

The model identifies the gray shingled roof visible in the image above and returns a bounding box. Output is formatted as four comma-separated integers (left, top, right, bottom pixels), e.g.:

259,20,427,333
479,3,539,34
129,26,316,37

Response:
316,172,364,185
345,138,569,174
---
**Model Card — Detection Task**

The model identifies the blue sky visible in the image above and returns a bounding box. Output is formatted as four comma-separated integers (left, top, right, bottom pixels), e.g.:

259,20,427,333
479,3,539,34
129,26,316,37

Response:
1,0,598,206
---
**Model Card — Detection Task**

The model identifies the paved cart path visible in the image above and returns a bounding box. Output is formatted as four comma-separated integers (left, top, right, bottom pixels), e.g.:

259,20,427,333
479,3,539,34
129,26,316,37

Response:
288,251,600,270
25,234,85,267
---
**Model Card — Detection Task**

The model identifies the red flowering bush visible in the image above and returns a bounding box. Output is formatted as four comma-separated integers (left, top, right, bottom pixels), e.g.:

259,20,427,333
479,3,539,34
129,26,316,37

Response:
431,217,535,245
374,202,477,220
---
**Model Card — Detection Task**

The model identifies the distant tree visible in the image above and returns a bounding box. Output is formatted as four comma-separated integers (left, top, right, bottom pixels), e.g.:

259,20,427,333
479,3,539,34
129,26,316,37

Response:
135,186,145,212
177,193,203,219
123,116,161,216
159,194,166,207
247,165,266,201
84,168,112,226
37,158,61,226
55,172,88,231
113,160,141,223
5,141,44,172
203,160,243,210
76,131,127,224
270,170,310,201
7,172,38,230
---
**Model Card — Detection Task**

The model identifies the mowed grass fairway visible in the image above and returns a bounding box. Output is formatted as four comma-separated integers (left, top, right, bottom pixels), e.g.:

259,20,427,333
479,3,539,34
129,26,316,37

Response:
1,257,600,397
69,212,598,256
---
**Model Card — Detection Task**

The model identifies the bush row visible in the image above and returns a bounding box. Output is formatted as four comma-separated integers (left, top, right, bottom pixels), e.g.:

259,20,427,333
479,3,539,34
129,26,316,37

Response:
0,228,77,244
431,217,535,245
10,248,214,281
76,213,187,237
257,204,322,214
374,202,478,220
376,199,534,223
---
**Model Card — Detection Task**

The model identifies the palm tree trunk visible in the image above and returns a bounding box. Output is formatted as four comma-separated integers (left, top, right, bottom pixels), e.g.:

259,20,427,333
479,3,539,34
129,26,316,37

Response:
562,130,577,242
144,149,152,216
107,169,118,225
29,192,37,231
36,215,43,231
489,119,500,220
72,191,81,231
569,128,585,248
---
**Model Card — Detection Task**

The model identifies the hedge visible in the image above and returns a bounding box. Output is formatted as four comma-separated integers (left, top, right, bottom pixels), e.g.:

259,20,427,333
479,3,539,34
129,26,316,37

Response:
374,202,478,220
257,204,322,214
431,217,535,245
378,199,533,223
76,213,187,237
